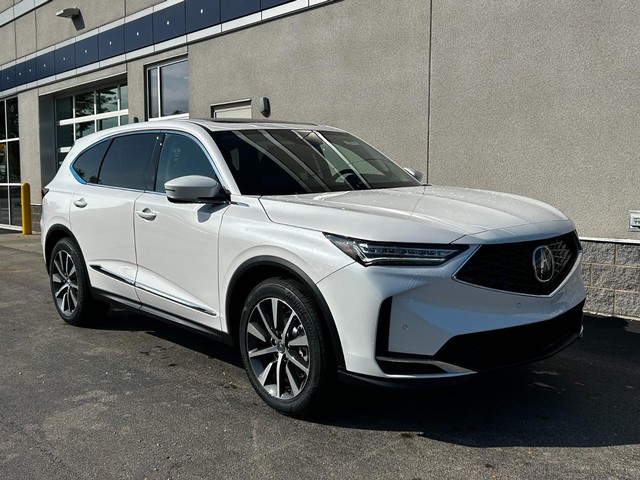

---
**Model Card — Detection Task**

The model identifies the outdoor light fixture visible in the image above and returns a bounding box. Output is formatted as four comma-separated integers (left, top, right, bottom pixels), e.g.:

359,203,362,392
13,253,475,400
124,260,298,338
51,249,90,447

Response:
56,7,80,18
259,96,271,117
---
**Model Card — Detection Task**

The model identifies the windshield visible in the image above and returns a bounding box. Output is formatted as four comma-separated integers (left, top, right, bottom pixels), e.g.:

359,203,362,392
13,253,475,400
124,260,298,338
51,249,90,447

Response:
208,129,421,195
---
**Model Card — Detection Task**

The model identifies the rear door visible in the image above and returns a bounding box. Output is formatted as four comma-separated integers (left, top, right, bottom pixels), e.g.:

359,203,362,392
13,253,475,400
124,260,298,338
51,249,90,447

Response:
70,132,161,304
133,132,228,330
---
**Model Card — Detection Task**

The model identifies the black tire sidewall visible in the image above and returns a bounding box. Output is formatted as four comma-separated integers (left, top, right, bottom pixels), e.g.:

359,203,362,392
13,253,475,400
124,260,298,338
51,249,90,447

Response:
49,238,93,326
239,278,329,416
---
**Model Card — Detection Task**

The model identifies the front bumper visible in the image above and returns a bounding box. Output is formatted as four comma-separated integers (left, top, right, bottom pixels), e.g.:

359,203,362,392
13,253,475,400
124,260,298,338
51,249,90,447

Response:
317,249,586,380
376,300,583,376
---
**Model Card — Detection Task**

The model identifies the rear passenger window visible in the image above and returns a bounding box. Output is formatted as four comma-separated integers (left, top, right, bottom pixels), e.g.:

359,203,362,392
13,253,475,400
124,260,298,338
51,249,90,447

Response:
154,133,217,192
98,133,159,190
72,140,110,183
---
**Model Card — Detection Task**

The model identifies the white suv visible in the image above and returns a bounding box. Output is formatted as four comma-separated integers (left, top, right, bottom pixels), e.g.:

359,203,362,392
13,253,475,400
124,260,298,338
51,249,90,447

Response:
41,119,586,415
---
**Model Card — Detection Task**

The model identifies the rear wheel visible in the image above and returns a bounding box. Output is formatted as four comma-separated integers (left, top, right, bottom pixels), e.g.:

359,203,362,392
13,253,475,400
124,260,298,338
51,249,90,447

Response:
49,238,109,326
239,278,332,416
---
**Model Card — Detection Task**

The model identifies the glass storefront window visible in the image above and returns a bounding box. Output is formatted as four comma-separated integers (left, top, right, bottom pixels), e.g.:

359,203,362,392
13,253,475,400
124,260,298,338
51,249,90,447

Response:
0,96,21,228
7,141,20,183
75,91,95,117
160,60,188,117
0,102,5,141
54,82,128,170
0,143,6,183
120,85,128,110
9,185,21,227
0,186,8,225
76,121,95,139
97,86,118,114
56,124,74,148
57,154,66,169
148,68,159,118
147,58,188,119
56,97,73,121
0,141,21,185
7,98,18,139
98,117,118,131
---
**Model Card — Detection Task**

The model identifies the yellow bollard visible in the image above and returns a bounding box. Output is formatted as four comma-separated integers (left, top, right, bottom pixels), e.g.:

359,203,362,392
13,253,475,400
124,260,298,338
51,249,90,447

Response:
21,182,31,235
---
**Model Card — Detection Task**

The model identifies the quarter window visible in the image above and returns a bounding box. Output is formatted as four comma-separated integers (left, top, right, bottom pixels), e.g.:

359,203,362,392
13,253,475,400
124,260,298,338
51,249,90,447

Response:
147,58,189,120
98,134,159,190
155,134,216,192
71,140,111,184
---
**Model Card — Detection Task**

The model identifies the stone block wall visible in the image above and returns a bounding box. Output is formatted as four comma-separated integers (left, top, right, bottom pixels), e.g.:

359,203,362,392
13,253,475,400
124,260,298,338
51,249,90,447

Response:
582,240,640,319
31,204,41,234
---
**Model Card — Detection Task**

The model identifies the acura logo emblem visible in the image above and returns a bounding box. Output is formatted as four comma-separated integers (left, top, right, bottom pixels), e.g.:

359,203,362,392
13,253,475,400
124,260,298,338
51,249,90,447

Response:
532,246,554,283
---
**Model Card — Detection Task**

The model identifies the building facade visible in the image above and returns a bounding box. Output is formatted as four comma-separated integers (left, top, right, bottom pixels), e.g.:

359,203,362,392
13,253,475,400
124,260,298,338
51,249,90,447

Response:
0,0,638,317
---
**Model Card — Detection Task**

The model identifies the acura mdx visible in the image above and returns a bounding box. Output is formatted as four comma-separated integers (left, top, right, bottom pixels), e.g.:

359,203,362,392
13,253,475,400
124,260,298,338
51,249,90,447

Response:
41,119,586,415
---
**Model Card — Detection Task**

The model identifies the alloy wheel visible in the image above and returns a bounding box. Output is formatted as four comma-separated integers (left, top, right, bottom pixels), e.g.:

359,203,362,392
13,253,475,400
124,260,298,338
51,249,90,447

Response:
51,250,79,317
245,297,310,399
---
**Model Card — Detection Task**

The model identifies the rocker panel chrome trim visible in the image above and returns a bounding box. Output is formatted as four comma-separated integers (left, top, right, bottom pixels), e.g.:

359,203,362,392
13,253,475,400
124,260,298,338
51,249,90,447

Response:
135,281,218,317
91,264,218,317
90,264,136,285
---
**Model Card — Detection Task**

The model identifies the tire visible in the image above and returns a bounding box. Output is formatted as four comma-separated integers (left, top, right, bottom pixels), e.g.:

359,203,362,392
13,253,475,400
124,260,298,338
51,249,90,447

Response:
49,237,109,326
239,277,333,416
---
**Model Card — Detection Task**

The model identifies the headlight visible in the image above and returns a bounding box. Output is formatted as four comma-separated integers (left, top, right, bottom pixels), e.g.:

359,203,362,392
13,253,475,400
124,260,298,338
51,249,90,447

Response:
324,233,468,267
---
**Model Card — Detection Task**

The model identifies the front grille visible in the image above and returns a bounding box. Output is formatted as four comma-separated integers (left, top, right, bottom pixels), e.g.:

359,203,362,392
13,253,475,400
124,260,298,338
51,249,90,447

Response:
454,231,581,295
432,302,584,371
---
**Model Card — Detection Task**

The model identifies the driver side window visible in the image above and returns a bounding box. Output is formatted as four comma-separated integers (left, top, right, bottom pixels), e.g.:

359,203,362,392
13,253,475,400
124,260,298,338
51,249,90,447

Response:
155,133,217,192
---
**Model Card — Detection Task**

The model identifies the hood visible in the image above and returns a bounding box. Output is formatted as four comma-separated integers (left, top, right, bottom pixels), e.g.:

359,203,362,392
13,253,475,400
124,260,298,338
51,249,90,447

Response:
259,186,575,244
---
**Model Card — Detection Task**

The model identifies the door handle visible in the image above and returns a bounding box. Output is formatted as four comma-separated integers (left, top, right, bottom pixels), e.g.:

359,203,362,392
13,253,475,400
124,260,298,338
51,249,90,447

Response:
136,208,157,221
73,198,87,208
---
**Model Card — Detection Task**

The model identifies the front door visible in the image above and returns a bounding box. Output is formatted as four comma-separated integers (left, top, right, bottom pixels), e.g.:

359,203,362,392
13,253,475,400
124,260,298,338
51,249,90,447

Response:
133,132,227,330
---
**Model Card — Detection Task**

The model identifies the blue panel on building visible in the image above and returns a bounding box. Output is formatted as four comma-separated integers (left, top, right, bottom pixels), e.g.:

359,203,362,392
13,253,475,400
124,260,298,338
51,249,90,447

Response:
14,62,26,87
124,15,154,52
99,25,125,60
186,0,221,33
220,0,260,22
24,58,37,83
54,44,76,74
261,0,294,9
36,51,55,79
76,35,99,67
1,66,16,90
153,3,186,43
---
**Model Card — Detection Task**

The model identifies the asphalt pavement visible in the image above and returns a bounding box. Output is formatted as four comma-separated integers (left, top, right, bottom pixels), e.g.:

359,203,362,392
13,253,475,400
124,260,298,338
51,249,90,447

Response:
1,231,639,479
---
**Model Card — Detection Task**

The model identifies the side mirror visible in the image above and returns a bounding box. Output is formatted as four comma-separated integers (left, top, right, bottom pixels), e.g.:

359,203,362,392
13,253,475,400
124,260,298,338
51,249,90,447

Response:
165,175,226,203
404,167,423,182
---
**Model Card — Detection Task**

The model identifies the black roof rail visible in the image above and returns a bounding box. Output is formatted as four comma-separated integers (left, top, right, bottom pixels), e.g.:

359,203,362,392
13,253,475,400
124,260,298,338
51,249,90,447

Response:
189,118,319,126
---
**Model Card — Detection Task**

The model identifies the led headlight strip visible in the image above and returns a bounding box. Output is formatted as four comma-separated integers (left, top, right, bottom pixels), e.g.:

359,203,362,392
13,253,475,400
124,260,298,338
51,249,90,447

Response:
325,233,468,267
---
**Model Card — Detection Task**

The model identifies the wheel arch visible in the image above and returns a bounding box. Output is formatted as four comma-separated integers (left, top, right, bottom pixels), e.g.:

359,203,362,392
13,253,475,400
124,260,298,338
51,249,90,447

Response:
225,256,346,369
44,224,77,273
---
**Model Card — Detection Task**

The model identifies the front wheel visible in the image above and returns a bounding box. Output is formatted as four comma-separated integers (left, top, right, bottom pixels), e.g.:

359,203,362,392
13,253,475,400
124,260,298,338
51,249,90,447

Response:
239,278,332,416
49,238,109,326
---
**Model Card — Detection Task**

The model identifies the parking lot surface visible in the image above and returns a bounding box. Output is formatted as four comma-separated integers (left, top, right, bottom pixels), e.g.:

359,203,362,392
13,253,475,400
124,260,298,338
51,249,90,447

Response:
1,236,639,479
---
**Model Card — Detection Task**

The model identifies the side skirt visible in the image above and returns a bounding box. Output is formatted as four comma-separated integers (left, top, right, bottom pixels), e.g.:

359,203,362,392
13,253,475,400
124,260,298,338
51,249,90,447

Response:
91,288,233,345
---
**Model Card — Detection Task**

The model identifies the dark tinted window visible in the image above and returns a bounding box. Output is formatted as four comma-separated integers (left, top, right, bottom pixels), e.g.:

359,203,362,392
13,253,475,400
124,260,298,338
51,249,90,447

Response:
98,133,158,190
209,129,420,195
155,134,216,192
72,140,110,183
